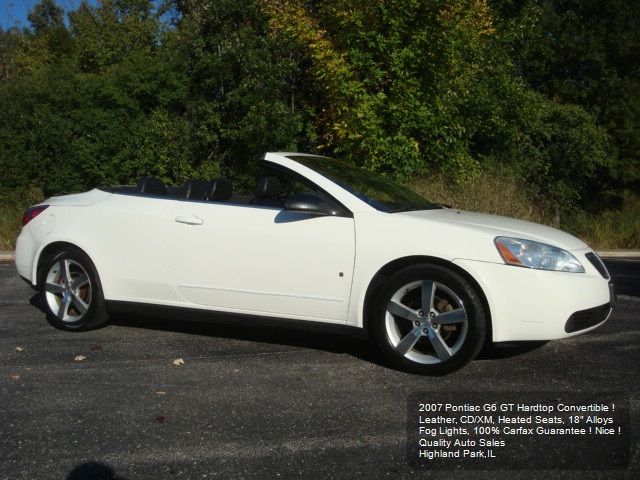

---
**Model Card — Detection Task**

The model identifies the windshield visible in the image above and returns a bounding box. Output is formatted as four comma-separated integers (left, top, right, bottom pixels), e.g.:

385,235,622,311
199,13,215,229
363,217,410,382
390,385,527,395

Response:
288,155,441,213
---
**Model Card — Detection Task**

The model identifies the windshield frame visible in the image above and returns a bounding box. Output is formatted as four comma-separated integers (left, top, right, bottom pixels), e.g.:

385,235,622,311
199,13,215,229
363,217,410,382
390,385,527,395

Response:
286,155,441,213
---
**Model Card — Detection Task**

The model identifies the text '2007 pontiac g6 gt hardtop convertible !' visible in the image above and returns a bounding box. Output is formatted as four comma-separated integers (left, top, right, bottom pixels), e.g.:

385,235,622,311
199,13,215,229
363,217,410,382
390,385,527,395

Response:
15,153,615,374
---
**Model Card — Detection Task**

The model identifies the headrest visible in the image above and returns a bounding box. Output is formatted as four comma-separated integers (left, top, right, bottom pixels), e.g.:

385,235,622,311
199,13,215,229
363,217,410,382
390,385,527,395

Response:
137,177,167,195
181,179,211,200
208,178,233,201
255,177,282,199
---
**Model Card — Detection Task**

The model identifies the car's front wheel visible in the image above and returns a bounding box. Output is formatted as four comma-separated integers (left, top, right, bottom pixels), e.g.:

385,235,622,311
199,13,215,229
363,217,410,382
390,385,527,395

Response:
371,264,486,375
40,247,108,331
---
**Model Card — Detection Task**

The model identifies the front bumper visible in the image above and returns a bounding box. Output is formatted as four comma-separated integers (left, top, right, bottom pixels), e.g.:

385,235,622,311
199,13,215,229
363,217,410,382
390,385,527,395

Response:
565,302,611,333
453,257,612,342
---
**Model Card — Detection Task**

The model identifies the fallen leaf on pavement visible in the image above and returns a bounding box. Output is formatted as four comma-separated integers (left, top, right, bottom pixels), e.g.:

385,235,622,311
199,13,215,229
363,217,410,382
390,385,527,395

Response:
9,374,20,381
14,346,24,352
89,344,102,351
155,391,167,396
172,358,185,366
74,355,87,362
155,415,166,424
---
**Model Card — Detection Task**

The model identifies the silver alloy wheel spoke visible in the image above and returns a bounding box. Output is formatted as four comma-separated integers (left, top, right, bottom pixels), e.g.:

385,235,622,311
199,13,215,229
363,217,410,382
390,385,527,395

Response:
427,328,452,360
435,308,466,325
387,299,420,322
57,295,72,320
71,293,88,314
385,279,468,365
421,280,435,313
60,259,72,284
45,282,65,294
45,258,92,323
396,326,424,355
71,273,89,290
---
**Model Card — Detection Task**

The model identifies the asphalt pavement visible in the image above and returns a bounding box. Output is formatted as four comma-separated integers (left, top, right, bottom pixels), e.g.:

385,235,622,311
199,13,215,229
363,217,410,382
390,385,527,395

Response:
605,258,640,297
1,261,639,480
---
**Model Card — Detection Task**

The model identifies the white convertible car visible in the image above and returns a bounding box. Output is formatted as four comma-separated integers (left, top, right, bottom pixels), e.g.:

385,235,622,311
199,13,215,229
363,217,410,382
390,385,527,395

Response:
15,153,615,374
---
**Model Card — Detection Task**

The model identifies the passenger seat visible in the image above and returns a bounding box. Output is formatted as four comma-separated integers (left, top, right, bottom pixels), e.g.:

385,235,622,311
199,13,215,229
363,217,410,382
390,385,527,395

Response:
207,178,233,202
180,179,211,201
137,177,167,195
251,177,283,208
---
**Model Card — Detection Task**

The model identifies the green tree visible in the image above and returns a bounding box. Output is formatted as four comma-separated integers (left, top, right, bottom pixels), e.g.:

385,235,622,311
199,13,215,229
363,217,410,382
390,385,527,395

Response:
260,0,510,178
0,0,194,196
258,0,615,210
0,0,627,214
27,0,65,33
171,0,313,174
0,28,21,81
491,0,640,186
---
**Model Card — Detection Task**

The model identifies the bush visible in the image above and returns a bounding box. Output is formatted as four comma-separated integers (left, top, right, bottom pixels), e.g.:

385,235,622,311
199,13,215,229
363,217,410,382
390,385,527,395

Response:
0,187,45,250
409,166,551,224
561,194,640,250
408,168,640,250
507,93,614,210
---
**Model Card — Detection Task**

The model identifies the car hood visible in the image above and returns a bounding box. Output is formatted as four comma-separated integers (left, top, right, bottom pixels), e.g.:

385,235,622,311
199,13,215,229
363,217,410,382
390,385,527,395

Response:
399,208,588,251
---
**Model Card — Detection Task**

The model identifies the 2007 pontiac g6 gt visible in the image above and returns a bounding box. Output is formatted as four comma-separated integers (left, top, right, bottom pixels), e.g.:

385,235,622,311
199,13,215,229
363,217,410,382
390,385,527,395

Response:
16,153,615,374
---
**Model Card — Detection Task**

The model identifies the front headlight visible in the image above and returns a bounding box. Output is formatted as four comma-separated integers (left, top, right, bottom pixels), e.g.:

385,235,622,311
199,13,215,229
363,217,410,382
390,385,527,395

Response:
494,236,585,273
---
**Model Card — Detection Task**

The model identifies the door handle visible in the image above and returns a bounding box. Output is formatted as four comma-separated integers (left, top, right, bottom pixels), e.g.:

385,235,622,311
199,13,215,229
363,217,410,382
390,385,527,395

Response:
175,215,204,225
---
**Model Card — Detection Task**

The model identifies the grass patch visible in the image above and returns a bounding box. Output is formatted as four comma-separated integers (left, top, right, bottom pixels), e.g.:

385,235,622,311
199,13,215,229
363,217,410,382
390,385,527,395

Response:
409,170,552,225
562,195,640,250
409,170,640,250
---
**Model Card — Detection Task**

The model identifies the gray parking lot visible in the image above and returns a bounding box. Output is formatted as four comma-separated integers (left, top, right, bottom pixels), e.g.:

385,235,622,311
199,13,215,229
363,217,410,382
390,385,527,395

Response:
1,261,639,480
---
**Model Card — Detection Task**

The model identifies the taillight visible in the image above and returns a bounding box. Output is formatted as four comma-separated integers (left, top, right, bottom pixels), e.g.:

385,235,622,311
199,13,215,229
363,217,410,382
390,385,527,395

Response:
22,205,49,226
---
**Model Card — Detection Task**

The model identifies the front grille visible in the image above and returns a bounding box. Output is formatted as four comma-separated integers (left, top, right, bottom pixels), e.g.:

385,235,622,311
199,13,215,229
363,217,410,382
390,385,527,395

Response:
585,252,610,279
565,303,611,333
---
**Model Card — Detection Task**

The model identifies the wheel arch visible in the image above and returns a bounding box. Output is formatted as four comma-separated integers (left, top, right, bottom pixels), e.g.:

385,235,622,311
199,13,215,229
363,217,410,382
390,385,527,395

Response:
33,241,95,287
361,255,493,345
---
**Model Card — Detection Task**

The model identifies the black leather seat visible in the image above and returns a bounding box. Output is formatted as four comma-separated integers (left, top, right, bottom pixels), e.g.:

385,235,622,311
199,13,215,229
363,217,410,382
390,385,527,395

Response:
180,179,211,200
251,177,283,207
178,178,234,201
207,178,233,201
137,177,167,195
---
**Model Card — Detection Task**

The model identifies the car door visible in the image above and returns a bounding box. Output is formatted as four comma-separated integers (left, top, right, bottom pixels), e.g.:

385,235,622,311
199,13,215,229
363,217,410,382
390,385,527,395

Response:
163,166,355,322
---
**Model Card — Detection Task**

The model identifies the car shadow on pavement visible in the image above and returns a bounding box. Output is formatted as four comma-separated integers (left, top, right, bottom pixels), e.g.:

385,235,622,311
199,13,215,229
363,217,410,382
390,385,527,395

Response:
29,293,547,369
108,311,548,368
29,293,45,312
477,341,549,360
34,293,389,368
109,310,388,367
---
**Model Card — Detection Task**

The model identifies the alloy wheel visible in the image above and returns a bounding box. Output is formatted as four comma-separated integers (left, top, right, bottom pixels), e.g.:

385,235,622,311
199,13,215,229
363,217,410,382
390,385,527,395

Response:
385,280,468,364
44,259,92,323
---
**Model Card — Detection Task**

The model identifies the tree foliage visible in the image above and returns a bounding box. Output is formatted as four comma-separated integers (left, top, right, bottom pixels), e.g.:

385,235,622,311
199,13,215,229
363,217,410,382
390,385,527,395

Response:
0,0,192,195
491,0,640,186
172,0,311,174
0,0,636,214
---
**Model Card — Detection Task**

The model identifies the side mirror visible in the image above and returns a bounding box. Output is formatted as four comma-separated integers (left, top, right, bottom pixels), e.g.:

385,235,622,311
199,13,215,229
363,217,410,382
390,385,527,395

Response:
284,192,334,216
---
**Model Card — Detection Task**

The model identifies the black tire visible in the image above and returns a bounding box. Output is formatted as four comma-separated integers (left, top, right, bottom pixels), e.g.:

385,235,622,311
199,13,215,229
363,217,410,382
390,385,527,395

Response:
371,263,486,375
39,246,109,331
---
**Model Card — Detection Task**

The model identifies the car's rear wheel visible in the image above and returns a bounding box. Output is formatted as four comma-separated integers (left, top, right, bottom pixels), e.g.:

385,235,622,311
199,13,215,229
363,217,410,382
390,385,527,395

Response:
371,264,486,375
40,247,108,331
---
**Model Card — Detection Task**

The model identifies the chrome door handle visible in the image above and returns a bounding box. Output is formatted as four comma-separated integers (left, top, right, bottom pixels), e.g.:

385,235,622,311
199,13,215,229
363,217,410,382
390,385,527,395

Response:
174,215,204,225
